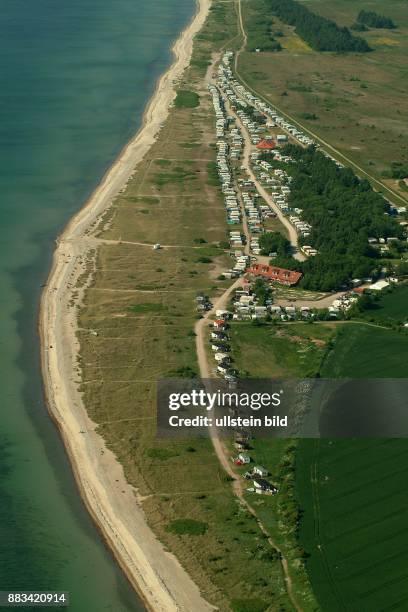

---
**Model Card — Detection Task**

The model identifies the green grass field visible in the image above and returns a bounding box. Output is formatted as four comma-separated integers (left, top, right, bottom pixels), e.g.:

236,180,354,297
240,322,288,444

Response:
377,284,408,319
362,283,408,325
174,89,200,109
228,307,408,611
231,1,408,604
241,438,319,611
230,322,335,378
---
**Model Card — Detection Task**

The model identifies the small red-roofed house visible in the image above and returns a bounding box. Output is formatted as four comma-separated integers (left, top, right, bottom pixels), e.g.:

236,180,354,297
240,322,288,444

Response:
213,319,227,329
256,139,276,151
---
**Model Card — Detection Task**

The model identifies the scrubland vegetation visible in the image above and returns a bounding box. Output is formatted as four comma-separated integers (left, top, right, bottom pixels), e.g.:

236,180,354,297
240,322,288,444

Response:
357,9,396,30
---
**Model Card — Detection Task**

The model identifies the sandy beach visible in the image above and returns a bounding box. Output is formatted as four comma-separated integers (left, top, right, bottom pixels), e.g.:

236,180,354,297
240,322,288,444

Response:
39,1,214,610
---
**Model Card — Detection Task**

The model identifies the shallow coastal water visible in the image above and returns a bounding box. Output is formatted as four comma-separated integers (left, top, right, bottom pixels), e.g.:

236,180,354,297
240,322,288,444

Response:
0,0,194,609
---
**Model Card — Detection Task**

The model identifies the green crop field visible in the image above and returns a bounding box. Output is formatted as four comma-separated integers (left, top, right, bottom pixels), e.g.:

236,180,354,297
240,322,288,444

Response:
297,438,408,612
229,1,408,603
363,283,408,324
228,317,408,609
321,322,408,378
378,284,408,319
296,316,408,611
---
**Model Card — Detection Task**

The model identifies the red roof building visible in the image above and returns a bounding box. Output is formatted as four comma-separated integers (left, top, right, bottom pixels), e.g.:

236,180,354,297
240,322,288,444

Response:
246,264,302,286
256,139,276,150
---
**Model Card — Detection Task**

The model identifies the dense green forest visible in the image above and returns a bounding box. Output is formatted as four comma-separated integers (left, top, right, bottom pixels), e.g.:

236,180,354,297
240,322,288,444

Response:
264,0,371,52
357,9,396,29
266,146,405,291
259,231,291,256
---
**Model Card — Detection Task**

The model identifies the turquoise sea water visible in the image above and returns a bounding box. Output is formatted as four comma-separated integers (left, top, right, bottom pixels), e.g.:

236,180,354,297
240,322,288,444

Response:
0,0,194,609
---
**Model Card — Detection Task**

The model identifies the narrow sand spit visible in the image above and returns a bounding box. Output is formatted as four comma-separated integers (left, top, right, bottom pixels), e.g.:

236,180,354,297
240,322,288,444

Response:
40,1,214,610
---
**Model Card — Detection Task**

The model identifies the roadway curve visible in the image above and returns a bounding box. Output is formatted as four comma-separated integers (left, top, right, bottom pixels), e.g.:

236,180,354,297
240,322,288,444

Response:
194,279,303,611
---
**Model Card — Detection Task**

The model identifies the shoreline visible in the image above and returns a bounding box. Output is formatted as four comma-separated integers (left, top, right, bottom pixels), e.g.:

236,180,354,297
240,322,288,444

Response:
39,1,214,610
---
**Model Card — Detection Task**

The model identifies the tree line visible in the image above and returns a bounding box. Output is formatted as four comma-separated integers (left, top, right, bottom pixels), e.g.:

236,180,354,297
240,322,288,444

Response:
357,10,396,30
259,231,291,257
265,0,371,53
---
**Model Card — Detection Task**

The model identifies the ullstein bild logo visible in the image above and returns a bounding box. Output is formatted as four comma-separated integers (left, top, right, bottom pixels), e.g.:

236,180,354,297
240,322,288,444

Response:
156,378,408,438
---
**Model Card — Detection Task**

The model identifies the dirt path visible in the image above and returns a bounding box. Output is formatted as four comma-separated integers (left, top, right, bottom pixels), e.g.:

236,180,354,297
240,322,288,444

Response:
194,273,303,611
196,16,306,608
195,277,243,378
98,238,206,249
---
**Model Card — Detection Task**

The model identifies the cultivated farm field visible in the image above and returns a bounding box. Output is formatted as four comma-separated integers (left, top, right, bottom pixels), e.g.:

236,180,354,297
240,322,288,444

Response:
296,315,408,610
297,438,408,612
320,322,408,378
